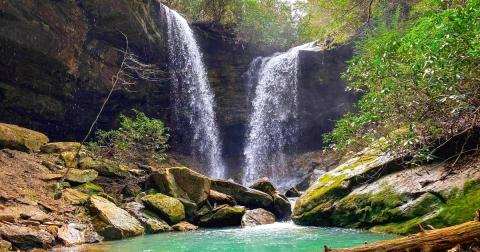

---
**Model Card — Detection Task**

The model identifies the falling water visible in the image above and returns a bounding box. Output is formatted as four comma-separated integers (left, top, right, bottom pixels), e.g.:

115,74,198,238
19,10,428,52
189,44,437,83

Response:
243,43,317,186
163,5,225,178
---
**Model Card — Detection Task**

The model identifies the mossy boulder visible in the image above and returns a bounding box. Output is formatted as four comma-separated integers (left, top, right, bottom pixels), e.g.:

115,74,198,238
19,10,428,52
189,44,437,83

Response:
124,202,172,234
89,196,144,240
0,123,49,152
79,157,129,177
75,182,104,195
63,188,90,205
63,169,98,183
151,166,210,204
141,193,185,224
198,205,246,227
40,142,81,154
292,152,397,226
211,179,273,209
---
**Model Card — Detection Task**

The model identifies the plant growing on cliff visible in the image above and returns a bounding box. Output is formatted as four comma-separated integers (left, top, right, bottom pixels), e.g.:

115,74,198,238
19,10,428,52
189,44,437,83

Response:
90,110,170,163
325,0,480,159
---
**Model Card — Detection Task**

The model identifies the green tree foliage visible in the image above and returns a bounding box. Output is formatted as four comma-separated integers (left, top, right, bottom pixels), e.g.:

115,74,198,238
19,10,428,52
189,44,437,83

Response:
325,0,480,158
163,0,299,48
91,110,170,162
298,0,412,43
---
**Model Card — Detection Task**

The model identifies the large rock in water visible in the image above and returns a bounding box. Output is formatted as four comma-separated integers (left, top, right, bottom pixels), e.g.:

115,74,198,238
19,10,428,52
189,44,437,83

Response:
249,178,291,220
151,167,210,204
198,205,246,227
89,196,144,240
0,223,55,250
0,123,49,152
124,202,172,233
241,208,276,227
141,193,185,224
211,179,273,209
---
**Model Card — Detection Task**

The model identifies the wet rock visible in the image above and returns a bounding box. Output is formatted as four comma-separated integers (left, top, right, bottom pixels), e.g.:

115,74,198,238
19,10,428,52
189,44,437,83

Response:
241,208,276,227
211,179,273,209
79,157,130,177
141,193,185,224
58,223,102,246
0,223,55,250
124,202,172,233
63,188,90,205
172,221,198,232
89,195,144,240
272,193,292,221
0,123,49,152
62,168,98,183
198,205,246,227
285,187,301,197
40,142,81,154
152,167,210,204
209,189,236,206
250,178,276,196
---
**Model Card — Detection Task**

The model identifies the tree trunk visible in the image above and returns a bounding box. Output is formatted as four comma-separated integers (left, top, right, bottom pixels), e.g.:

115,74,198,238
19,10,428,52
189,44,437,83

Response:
328,221,480,252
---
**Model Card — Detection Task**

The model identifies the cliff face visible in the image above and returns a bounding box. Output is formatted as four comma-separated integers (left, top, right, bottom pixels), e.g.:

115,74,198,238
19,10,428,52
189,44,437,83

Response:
0,0,356,178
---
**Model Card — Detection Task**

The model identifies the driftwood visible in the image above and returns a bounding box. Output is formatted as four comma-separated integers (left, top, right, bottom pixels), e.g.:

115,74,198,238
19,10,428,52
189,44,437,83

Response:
328,220,480,252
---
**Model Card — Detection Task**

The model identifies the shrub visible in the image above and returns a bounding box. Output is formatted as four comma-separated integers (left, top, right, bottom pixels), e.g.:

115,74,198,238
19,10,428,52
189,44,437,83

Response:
90,110,170,163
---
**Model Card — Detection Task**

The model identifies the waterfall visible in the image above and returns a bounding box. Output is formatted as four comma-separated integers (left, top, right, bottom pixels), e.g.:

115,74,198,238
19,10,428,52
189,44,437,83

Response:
163,5,225,178
243,43,316,186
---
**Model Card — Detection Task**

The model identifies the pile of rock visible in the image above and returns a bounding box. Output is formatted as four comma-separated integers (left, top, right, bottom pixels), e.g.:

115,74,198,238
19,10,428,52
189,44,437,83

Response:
0,123,292,250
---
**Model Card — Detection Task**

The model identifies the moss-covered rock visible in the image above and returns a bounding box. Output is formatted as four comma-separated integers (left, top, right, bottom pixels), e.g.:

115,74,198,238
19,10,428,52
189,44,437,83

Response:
198,205,246,227
124,202,172,234
89,195,144,240
151,166,210,204
292,152,397,226
141,193,185,224
0,123,49,152
79,157,129,177
63,169,98,183
62,188,90,206
75,182,104,195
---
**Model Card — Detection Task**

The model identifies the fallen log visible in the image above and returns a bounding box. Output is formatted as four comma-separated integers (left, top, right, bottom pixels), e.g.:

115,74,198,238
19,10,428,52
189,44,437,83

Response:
328,221,480,252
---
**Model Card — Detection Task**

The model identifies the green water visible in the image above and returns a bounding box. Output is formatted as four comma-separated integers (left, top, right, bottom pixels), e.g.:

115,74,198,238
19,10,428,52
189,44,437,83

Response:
75,222,396,252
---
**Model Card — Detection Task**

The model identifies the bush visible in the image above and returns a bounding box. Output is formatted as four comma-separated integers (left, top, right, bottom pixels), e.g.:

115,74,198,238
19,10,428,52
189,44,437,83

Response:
325,0,480,158
90,110,170,163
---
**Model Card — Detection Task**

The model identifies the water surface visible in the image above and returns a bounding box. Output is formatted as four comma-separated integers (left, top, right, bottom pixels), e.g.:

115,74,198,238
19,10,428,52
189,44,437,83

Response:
79,222,396,252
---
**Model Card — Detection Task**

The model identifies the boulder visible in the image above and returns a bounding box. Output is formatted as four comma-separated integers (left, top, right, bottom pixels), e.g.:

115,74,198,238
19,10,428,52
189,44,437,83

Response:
0,223,55,250
151,167,210,204
124,202,172,233
58,223,102,246
0,205,52,223
250,178,277,196
241,208,276,227
63,188,90,205
285,187,301,197
172,221,199,232
61,151,78,168
209,189,236,206
198,205,246,227
79,157,130,177
0,123,49,152
40,142,81,154
211,179,273,209
75,182,104,195
141,193,185,224
63,168,98,183
89,196,144,240
178,198,198,221
272,193,292,221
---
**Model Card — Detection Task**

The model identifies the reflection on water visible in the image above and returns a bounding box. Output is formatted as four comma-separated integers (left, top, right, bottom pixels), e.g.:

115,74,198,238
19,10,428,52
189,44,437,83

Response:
60,222,397,252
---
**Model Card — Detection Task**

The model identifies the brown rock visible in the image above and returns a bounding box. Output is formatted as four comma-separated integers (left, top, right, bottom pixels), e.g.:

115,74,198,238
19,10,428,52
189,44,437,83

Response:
172,221,198,232
241,208,276,227
0,123,49,152
0,223,55,250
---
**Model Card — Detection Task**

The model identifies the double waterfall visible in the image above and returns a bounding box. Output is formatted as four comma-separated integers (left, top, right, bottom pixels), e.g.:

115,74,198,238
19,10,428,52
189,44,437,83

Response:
243,43,316,186
163,4,317,185
163,5,225,179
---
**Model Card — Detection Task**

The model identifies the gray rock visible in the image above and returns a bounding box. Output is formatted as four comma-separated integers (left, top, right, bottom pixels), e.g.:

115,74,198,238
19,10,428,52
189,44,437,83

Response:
211,179,273,209
198,205,246,227
124,202,172,233
241,208,276,227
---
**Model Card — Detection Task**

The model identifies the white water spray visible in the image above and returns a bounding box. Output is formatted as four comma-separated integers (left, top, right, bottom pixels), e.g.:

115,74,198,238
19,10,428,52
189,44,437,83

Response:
163,5,225,178
243,43,317,186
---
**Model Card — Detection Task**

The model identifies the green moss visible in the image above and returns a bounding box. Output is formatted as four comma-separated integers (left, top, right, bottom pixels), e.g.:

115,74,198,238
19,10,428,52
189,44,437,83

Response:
142,193,185,224
371,216,425,234
75,182,104,195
